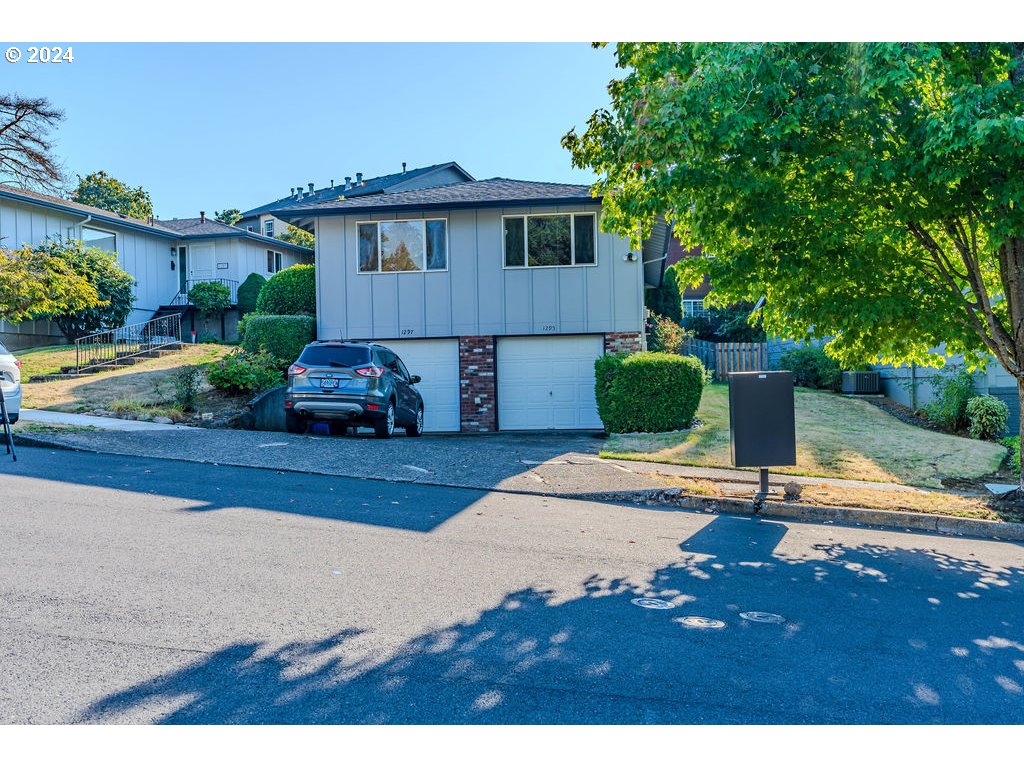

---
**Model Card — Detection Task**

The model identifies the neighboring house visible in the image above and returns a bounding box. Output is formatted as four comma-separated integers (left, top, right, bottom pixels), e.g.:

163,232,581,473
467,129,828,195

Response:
236,161,474,240
665,238,711,319
0,185,312,348
275,177,671,433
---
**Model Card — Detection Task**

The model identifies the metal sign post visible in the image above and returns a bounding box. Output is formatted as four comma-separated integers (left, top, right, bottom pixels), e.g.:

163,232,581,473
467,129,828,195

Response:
0,384,16,462
728,371,796,500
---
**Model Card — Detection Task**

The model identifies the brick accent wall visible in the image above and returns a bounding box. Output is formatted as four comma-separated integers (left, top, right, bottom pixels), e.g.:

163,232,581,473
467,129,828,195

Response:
459,336,497,432
604,332,643,355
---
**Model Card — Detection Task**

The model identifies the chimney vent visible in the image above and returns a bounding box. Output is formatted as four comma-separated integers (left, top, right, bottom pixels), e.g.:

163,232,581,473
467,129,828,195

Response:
290,187,295,197
199,211,206,223
308,183,314,194
345,176,351,190
356,172,363,185
402,162,407,173
295,185,302,199
330,179,334,188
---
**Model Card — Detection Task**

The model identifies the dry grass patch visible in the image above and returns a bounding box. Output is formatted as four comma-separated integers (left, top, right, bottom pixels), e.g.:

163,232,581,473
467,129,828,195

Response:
603,383,1007,488
21,344,231,413
14,344,77,379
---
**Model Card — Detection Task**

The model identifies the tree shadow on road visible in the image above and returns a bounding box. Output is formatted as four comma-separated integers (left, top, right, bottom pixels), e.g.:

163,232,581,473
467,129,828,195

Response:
77,516,1024,724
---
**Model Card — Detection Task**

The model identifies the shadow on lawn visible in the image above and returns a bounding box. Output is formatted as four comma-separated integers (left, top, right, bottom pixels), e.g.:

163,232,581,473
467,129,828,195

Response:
78,516,1024,724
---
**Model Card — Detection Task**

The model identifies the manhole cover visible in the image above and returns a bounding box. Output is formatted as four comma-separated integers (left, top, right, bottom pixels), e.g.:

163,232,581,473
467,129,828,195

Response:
739,611,785,624
675,616,727,629
631,597,674,610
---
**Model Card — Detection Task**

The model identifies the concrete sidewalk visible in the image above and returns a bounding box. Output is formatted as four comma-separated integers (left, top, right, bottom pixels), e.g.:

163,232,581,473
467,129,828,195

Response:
19,409,198,432
13,418,929,498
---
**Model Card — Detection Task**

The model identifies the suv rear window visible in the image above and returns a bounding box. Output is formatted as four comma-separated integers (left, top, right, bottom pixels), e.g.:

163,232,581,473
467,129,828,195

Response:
298,345,371,368
0,341,8,355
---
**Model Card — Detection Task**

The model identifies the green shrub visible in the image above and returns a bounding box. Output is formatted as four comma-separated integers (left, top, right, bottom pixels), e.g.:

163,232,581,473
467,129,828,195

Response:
924,368,976,431
255,264,316,315
236,273,267,316
206,351,283,396
594,351,705,433
779,346,843,391
174,365,203,412
1001,436,1020,474
966,395,1009,440
242,314,316,364
646,312,691,355
188,281,232,315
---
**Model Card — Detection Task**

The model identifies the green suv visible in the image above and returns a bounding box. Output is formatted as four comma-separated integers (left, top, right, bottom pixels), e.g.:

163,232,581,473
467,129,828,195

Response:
284,341,425,438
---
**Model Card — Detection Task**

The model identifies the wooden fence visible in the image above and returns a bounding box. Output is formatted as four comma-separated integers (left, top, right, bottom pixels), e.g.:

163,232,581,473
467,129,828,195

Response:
683,339,768,381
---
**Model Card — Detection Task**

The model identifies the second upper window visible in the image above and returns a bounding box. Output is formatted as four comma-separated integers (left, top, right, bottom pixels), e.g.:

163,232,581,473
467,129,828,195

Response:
503,213,596,268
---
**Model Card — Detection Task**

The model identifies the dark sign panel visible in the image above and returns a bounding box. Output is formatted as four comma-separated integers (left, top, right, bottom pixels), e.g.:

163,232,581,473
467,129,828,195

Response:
729,371,796,468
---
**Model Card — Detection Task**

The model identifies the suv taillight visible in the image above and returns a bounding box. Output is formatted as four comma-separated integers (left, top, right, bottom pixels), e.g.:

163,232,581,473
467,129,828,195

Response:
354,365,385,378
14,360,21,369
288,364,307,376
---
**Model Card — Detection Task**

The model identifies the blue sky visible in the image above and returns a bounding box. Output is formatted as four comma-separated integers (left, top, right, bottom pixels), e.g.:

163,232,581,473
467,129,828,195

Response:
5,43,619,218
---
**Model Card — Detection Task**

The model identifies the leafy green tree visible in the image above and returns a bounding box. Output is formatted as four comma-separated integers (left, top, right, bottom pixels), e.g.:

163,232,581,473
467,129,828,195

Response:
39,237,135,340
215,209,242,226
686,302,766,343
72,171,153,219
565,43,1024,487
280,224,314,250
188,281,232,336
0,243,100,323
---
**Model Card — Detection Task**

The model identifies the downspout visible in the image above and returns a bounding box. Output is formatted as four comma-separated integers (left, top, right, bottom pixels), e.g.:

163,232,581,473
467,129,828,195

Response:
68,214,92,239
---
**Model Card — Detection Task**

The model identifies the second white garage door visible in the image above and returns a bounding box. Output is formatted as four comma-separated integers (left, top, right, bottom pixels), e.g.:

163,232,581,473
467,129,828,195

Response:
379,339,460,432
497,335,604,430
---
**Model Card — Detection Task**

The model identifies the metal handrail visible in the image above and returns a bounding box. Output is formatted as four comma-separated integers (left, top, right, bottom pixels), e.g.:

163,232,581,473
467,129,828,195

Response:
74,313,183,373
166,278,239,307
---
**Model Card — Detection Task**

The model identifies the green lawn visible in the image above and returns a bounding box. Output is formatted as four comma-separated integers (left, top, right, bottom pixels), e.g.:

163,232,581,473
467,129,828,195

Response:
602,383,1008,488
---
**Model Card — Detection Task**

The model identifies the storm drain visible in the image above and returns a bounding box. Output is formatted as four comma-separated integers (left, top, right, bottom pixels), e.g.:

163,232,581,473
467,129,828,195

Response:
739,611,785,624
631,597,675,610
675,616,727,630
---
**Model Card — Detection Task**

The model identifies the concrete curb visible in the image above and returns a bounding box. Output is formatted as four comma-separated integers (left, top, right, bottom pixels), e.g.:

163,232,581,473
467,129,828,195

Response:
11,431,1024,543
578,488,1024,542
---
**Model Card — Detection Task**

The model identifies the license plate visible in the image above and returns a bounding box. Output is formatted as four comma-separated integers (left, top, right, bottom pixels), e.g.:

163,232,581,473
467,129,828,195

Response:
319,378,340,389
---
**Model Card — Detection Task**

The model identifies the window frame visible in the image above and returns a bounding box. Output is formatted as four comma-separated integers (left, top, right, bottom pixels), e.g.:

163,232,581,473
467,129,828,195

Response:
355,217,450,275
267,249,283,274
80,225,118,253
501,211,598,270
263,219,275,238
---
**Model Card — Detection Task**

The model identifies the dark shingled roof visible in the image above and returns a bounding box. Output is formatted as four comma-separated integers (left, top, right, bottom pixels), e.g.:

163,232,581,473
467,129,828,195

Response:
156,217,246,236
240,161,473,217
275,178,598,219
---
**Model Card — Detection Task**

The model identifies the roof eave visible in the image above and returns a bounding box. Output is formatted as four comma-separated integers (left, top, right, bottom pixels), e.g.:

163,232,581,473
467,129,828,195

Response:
273,195,603,221
0,188,180,240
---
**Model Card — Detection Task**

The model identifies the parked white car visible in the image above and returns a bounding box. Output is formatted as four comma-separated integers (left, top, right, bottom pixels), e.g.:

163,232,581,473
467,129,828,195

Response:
0,340,22,424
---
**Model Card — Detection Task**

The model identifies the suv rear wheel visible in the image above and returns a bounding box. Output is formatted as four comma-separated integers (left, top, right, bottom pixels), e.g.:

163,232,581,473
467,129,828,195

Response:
406,406,424,437
374,401,396,439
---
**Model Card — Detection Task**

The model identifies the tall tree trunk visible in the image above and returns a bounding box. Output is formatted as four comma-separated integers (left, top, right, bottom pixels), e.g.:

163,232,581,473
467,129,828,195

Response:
1018,376,1024,490
1005,235,1024,490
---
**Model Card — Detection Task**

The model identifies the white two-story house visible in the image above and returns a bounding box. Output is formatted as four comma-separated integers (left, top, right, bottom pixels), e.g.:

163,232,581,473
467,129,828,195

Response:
276,178,669,433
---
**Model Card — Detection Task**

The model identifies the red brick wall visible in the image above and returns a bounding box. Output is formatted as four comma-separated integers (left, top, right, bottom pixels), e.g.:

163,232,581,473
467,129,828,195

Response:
459,336,496,432
604,332,643,355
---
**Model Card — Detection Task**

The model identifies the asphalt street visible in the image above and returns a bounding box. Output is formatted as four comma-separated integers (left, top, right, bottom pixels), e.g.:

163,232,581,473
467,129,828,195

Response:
1,446,1023,724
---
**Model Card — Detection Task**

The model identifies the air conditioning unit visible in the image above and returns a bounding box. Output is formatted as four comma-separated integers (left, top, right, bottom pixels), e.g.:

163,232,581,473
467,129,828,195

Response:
842,371,881,395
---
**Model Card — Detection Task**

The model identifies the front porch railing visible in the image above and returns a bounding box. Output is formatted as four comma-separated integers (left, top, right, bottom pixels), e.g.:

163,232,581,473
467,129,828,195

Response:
74,313,183,373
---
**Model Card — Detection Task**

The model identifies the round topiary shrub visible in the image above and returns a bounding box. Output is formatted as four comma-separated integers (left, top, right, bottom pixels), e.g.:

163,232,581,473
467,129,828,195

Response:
255,264,316,315
595,351,705,433
966,395,1009,440
236,272,267,316
242,314,316,364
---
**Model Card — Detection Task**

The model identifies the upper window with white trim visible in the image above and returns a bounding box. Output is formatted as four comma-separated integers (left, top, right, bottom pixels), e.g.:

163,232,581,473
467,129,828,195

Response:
357,219,448,273
81,225,117,253
503,213,596,268
263,219,274,238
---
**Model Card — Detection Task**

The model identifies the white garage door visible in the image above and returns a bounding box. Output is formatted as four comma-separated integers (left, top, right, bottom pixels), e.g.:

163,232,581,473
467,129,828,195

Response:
379,339,460,432
497,335,604,430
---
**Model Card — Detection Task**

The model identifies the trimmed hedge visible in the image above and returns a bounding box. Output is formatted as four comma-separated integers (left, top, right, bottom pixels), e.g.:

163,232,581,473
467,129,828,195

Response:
237,272,267,316
778,346,842,391
595,351,705,433
966,395,1009,440
207,350,284,396
242,314,316,364
255,263,316,315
